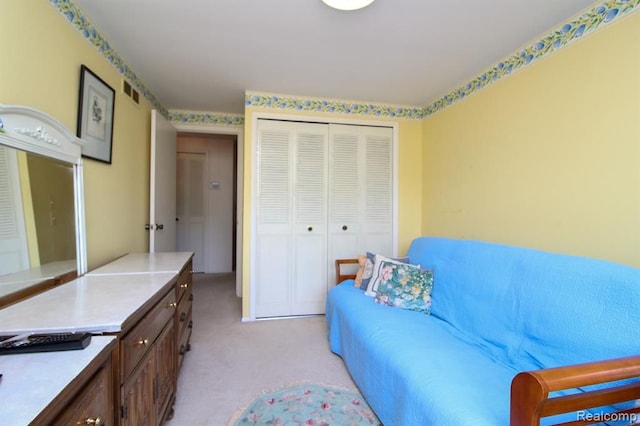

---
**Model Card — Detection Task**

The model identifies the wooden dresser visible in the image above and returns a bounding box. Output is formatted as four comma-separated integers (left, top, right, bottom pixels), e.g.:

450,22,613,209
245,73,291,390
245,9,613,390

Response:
0,336,116,425
0,252,193,425
175,262,193,370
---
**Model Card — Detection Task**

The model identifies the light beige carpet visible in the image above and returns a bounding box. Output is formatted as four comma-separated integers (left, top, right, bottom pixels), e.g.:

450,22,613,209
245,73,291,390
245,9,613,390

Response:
170,273,359,426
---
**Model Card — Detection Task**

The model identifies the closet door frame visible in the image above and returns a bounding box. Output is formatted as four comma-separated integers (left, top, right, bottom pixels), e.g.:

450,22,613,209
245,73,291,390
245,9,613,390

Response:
249,112,399,321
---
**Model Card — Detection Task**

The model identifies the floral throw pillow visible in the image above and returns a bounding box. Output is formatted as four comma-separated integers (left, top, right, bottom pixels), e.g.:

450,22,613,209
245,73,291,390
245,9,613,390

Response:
360,252,410,291
373,260,434,315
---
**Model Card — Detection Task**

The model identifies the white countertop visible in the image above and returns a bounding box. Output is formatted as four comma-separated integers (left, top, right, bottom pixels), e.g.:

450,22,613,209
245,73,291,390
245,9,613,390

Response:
0,273,177,335
87,252,193,276
0,335,116,426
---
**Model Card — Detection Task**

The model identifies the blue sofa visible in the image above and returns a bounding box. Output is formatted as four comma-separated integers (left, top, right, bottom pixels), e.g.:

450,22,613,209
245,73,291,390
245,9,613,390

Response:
326,237,640,425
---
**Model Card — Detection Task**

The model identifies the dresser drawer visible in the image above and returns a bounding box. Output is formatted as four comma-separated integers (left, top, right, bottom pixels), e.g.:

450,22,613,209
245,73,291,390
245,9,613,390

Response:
120,289,176,381
176,283,192,333
176,260,192,302
53,361,113,426
177,309,192,371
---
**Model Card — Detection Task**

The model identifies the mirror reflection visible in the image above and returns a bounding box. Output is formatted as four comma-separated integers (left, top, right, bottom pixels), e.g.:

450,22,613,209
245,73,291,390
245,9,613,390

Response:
0,145,76,293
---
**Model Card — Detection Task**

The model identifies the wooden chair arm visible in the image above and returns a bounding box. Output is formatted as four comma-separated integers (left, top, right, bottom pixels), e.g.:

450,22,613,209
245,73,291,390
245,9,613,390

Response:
335,258,359,285
511,355,640,425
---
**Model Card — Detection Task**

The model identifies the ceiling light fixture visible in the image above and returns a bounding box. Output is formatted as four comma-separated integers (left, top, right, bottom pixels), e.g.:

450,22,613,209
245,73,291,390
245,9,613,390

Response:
322,0,375,11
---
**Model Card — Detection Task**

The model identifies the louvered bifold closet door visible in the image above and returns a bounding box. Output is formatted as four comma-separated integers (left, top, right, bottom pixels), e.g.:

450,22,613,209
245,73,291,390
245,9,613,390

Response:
255,120,328,318
0,146,30,275
328,124,393,285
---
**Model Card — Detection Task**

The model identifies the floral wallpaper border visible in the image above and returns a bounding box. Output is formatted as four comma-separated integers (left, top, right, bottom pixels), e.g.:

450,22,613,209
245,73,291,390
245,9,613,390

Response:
424,0,640,117
244,92,424,120
168,110,245,127
50,0,169,118
53,0,638,124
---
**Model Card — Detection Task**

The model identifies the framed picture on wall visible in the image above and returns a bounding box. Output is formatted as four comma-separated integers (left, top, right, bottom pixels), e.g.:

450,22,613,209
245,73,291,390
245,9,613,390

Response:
77,65,115,164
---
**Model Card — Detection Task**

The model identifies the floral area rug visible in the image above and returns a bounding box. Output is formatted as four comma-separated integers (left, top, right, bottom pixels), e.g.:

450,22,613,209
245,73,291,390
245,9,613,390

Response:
229,382,382,425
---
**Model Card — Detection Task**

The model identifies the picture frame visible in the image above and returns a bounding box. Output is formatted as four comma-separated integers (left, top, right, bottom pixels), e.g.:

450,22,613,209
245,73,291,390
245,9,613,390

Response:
77,65,115,163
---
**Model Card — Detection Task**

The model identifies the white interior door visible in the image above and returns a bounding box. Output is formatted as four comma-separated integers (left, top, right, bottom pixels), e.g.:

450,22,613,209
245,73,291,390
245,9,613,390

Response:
176,134,236,273
150,110,177,253
206,139,235,273
177,152,207,271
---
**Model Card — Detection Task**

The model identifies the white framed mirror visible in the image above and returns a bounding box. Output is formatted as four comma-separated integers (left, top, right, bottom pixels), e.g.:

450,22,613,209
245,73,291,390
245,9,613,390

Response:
0,105,87,305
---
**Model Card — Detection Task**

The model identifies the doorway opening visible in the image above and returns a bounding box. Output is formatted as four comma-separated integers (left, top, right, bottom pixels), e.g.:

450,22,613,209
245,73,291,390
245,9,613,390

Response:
176,132,238,275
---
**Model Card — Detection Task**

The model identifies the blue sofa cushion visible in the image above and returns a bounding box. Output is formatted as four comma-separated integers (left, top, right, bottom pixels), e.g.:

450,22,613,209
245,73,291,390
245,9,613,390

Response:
327,281,617,425
327,282,517,425
405,237,640,371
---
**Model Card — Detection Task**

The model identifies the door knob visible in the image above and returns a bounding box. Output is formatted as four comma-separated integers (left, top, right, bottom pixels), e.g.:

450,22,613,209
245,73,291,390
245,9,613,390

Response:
155,224,164,230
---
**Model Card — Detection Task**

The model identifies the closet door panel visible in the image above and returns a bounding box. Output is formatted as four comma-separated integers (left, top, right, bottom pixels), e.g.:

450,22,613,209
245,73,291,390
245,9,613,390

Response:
256,120,328,317
292,127,328,315
256,122,293,318
362,128,393,255
328,128,361,284
292,232,326,315
256,234,292,317
327,124,393,283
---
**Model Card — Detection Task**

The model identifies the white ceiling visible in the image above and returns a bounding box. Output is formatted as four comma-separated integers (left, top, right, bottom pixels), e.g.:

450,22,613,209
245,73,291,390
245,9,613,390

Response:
73,0,598,115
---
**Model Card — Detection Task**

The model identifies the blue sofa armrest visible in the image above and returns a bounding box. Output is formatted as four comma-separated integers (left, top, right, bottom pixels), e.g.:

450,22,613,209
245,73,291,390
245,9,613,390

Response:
511,355,640,425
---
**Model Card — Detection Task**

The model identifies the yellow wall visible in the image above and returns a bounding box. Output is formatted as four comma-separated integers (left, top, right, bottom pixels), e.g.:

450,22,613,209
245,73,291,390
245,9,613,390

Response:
242,105,423,317
422,12,640,267
1,1,152,270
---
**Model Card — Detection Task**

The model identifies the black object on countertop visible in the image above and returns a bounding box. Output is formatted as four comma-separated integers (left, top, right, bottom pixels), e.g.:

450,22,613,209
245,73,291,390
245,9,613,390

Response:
0,333,91,355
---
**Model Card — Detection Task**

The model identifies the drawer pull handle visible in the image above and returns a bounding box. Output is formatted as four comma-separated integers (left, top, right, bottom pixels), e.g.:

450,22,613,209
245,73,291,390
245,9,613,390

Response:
167,302,177,308
83,416,103,425
188,320,193,329
180,283,189,288
180,312,187,322
136,339,149,346
189,294,194,301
